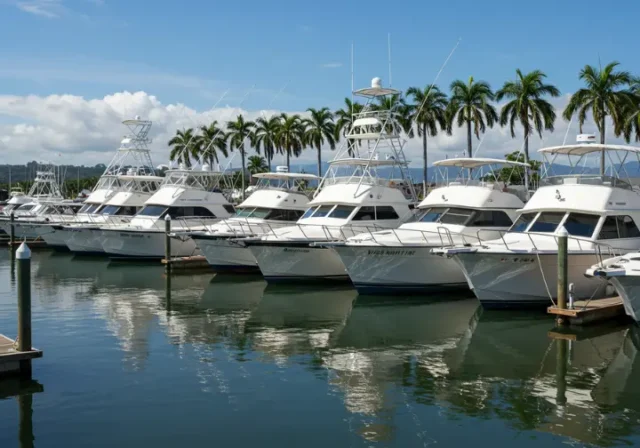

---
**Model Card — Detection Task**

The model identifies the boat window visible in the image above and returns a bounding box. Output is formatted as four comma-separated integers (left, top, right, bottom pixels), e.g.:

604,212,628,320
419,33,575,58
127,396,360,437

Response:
328,205,356,219
79,203,98,214
311,205,335,218
375,206,400,220
510,212,536,232
235,207,255,218
16,204,35,212
101,205,120,216
352,206,376,221
95,205,106,214
266,209,304,221
223,204,236,214
528,212,565,233
249,208,271,219
470,210,513,227
418,207,447,223
599,215,640,239
439,208,474,225
138,205,168,217
167,207,216,218
301,207,317,219
563,213,600,237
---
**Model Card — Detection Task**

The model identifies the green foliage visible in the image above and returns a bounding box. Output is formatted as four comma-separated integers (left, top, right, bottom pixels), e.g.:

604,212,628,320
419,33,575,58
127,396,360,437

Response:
304,107,336,177
247,155,268,175
484,151,542,185
277,113,305,170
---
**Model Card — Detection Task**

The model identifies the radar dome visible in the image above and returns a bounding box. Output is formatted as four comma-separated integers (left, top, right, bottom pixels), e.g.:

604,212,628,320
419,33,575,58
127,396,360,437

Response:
276,166,289,173
371,77,382,89
202,164,210,171
576,134,596,143
135,115,141,120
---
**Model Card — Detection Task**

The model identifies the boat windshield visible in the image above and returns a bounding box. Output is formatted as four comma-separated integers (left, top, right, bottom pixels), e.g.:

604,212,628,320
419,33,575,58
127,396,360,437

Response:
138,205,168,217
509,211,600,237
233,207,303,221
415,207,512,227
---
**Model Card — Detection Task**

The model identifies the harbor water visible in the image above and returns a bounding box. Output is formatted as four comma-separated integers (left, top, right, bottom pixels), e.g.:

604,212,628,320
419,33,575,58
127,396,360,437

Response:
1,250,640,447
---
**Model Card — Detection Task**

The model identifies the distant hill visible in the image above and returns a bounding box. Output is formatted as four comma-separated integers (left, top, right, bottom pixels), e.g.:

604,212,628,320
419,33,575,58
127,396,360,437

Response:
0,161,107,184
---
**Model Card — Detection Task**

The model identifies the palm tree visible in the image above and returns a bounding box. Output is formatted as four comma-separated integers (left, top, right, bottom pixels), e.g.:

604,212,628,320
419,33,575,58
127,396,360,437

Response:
226,115,255,199
563,61,635,174
247,155,268,177
376,94,414,136
496,69,560,191
168,128,197,167
623,78,640,142
406,85,448,187
447,77,498,157
195,121,228,168
252,115,282,172
334,98,363,156
277,113,305,171
304,107,336,177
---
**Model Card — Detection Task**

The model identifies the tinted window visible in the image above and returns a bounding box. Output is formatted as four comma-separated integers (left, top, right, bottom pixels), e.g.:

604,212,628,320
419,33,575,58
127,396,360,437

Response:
599,215,640,239
17,205,35,211
223,204,236,214
418,207,447,223
529,212,565,233
563,213,599,237
376,206,399,220
311,205,334,218
138,205,168,217
471,210,513,227
235,207,254,218
267,209,304,221
510,212,536,232
301,207,316,219
79,203,97,213
439,208,474,225
248,208,271,219
328,205,355,219
101,205,120,215
352,206,375,221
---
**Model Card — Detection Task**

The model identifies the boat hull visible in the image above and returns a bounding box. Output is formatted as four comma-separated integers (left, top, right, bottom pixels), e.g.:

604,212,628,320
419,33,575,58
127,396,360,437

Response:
453,252,609,309
65,227,105,255
101,229,199,259
332,245,468,295
193,236,259,272
609,277,640,322
248,242,349,283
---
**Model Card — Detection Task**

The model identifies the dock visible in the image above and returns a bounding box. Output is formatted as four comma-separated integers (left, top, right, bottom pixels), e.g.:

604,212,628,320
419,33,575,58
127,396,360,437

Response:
0,335,42,377
0,238,49,248
547,296,626,326
162,255,212,272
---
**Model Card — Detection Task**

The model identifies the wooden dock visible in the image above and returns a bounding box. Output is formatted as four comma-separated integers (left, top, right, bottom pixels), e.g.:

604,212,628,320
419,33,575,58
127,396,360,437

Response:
547,296,626,326
0,334,42,377
162,255,212,272
0,238,49,248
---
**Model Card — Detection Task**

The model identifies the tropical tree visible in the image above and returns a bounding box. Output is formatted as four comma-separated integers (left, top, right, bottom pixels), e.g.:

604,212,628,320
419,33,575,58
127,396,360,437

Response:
247,155,268,177
334,98,363,156
304,107,336,177
226,115,255,199
447,77,498,157
620,76,640,142
168,128,197,167
563,61,635,174
277,113,305,171
376,94,414,136
406,85,448,187
252,115,282,172
496,69,560,190
195,121,228,168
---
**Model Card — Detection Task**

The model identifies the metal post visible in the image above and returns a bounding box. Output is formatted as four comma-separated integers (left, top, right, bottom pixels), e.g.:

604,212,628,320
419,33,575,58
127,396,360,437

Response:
164,215,171,273
557,226,568,310
16,242,32,377
9,211,15,248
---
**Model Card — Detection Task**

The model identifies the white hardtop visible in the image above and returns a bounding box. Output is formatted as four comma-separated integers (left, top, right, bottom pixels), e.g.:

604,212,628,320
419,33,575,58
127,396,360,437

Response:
539,143,640,156
252,172,318,181
433,157,530,169
237,189,310,210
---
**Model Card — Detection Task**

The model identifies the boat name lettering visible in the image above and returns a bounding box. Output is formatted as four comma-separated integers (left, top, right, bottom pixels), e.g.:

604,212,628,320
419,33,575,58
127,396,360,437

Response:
283,247,310,253
500,257,535,263
367,249,416,256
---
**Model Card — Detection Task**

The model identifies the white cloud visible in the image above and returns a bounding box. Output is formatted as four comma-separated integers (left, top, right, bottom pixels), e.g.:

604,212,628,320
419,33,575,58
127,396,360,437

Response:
0,90,630,172
15,0,64,18
321,63,343,69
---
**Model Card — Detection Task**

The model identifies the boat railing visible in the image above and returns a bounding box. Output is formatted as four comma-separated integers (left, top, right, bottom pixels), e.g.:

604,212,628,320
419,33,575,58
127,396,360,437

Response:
539,174,633,190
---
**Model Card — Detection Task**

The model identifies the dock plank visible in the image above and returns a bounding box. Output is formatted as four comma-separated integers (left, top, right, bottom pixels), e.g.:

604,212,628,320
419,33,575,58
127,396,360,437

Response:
547,296,626,325
0,334,43,376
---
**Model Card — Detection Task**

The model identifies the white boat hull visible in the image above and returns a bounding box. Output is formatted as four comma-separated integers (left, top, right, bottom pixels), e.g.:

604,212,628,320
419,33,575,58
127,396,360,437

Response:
194,236,259,272
40,226,71,250
453,252,609,309
65,227,105,255
332,245,467,295
609,277,640,322
101,228,199,259
248,243,349,283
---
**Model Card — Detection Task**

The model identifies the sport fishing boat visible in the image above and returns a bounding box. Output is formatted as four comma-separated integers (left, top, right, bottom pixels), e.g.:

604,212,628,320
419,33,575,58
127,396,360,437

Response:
38,118,161,252
330,158,527,295
586,254,640,322
436,136,640,309
188,168,317,272
244,77,418,283
99,165,235,259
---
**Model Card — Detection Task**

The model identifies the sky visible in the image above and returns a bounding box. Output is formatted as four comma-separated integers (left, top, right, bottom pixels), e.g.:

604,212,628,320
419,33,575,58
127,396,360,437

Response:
0,0,639,169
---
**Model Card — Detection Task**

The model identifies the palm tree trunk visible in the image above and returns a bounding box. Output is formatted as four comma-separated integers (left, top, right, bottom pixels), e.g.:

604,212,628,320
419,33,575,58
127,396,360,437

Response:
286,149,290,171
523,133,530,199
600,115,606,176
268,150,272,173
422,123,428,197
241,146,246,200
466,119,472,158
317,144,322,178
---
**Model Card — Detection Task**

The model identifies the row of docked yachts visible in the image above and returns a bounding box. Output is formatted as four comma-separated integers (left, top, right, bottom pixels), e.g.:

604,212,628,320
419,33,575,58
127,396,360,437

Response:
7,79,640,323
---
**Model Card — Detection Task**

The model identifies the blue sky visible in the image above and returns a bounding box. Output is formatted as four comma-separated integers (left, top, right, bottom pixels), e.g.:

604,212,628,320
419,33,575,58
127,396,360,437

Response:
2,0,639,111
0,0,639,165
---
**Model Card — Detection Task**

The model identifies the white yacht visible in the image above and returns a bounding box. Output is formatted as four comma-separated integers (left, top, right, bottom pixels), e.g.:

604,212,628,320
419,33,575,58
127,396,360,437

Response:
189,168,317,272
436,137,640,309
1,188,31,217
39,118,161,253
330,158,527,295
244,78,418,283
586,255,640,322
100,166,235,259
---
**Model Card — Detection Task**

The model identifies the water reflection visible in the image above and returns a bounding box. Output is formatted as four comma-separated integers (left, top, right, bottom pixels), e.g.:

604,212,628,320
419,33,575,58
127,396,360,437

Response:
0,378,43,448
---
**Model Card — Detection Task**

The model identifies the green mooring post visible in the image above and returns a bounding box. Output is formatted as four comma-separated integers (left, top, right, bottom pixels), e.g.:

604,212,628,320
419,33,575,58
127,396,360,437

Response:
164,214,171,273
16,242,32,377
9,211,15,248
555,338,569,406
557,226,568,312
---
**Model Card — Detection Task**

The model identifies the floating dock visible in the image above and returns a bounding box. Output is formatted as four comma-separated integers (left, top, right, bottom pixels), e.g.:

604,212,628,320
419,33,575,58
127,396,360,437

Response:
0,334,42,377
547,296,626,326
0,238,49,248
162,255,211,272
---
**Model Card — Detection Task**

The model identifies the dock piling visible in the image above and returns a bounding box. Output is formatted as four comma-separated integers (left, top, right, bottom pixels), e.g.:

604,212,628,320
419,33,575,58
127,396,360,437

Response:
164,215,171,273
556,227,568,324
9,211,15,248
16,242,32,377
